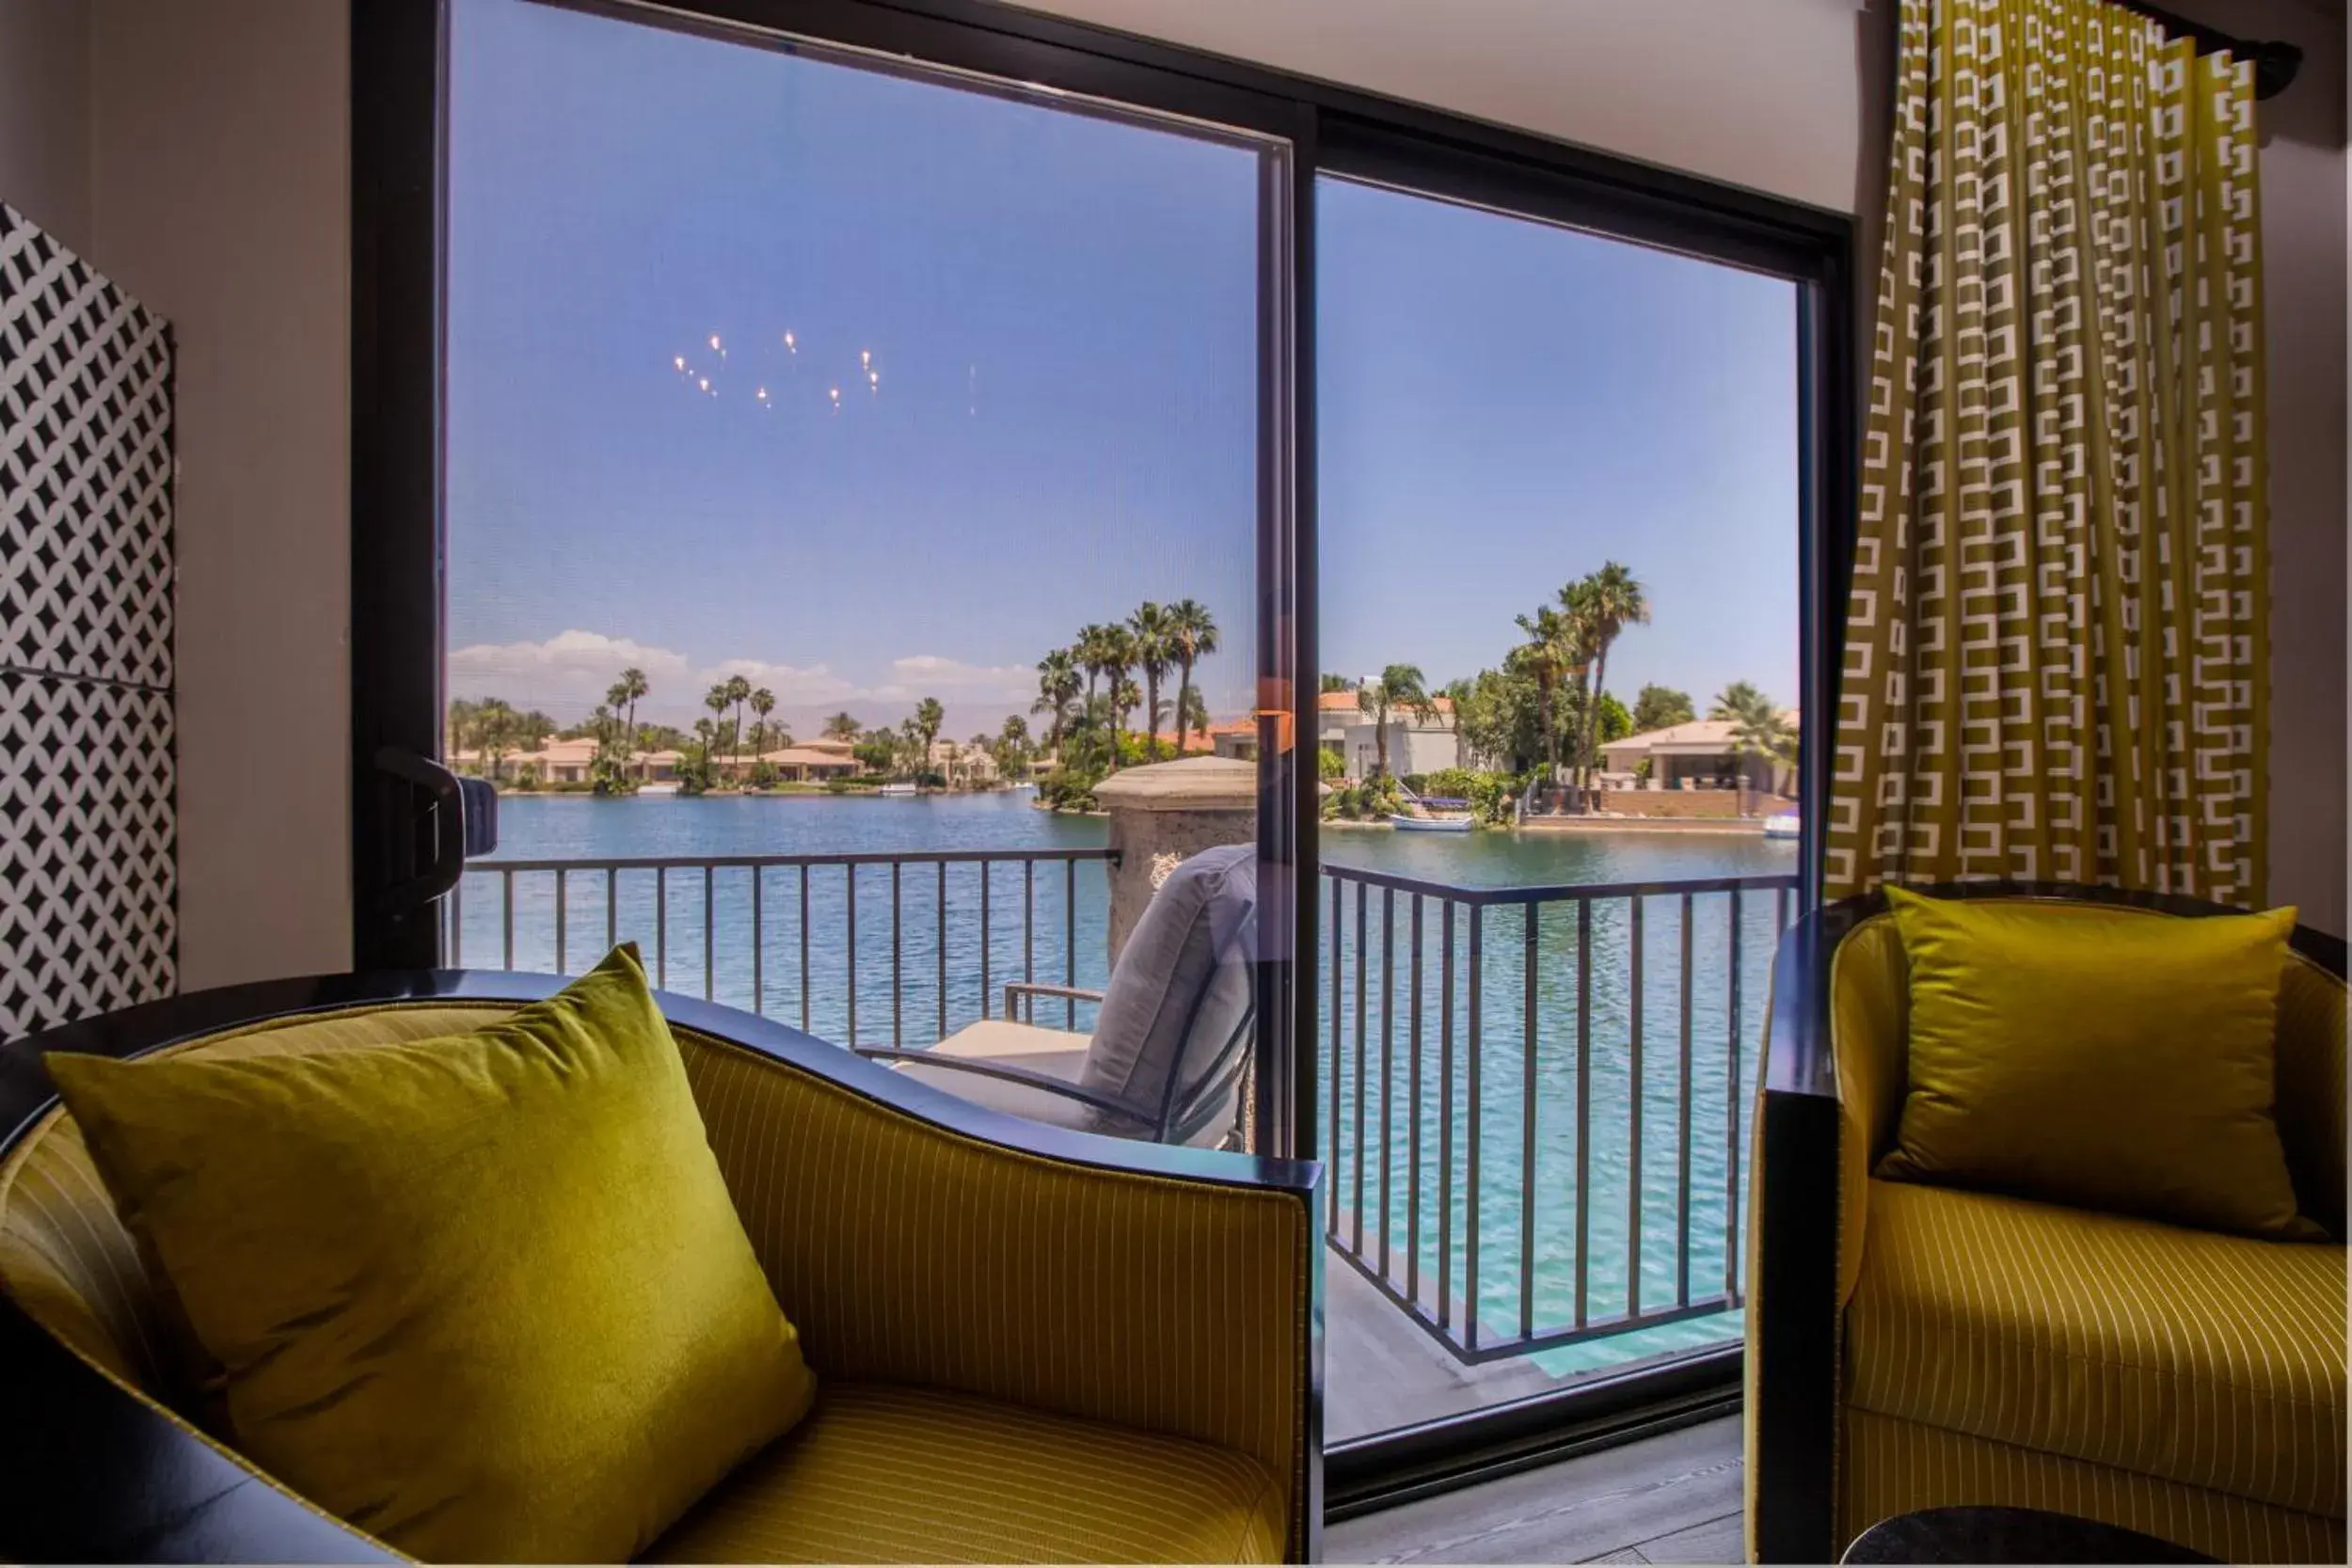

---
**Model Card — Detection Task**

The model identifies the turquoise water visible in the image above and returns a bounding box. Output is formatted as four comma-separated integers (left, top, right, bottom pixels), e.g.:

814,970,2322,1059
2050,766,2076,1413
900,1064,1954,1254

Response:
456,796,1796,1391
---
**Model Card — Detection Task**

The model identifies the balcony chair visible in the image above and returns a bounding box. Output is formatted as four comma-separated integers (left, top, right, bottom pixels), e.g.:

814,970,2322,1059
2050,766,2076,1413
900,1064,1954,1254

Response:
0,966,1321,1563
1745,883,2347,1564
861,843,1256,1148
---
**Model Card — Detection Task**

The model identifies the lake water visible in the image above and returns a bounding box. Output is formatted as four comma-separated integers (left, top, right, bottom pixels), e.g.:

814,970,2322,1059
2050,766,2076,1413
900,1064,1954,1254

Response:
455,792,1798,1386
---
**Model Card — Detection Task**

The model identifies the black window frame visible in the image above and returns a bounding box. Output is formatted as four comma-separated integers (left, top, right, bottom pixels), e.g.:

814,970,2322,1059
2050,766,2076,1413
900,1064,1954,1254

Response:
352,0,1853,1509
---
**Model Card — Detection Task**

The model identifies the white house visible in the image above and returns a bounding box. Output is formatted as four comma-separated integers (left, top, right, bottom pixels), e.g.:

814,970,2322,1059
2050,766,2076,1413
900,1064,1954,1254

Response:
1316,690,1461,782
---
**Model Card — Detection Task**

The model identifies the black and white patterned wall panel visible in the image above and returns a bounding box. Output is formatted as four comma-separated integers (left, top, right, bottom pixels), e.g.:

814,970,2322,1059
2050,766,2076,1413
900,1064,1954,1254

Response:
0,673,176,1035
1,201,175,1039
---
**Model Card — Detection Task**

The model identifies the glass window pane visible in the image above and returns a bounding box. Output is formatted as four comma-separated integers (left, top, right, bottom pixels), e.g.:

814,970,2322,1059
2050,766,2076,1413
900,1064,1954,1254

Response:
444,0,1283,1151
1315,173,1800,1443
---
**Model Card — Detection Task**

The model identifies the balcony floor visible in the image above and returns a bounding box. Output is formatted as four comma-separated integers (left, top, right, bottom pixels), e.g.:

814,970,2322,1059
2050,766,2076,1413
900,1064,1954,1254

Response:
1327,1411,1744,1563
1326,1246,1565,1443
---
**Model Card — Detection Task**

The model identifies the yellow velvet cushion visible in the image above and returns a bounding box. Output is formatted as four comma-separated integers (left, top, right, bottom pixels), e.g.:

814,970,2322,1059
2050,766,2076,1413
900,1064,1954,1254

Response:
44,946,816,1563
1878,889,2309,1236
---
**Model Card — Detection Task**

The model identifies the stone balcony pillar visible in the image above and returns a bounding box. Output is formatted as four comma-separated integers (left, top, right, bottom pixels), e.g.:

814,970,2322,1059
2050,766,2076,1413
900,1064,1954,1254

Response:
1091,757,1256,965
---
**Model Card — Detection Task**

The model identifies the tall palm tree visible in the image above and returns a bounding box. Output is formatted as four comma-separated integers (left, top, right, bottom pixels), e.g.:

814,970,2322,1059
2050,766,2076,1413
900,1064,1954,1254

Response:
1166,598,1220,752
1111,675,1141,754
1073,624,1116,716
1570,562,1649,800
1514,604,1577,785
703,683,732,779
1032,648,1082,753
723,674,753,777
1097,626,1137,768
613,667,649,755
823,710,861,741
914,696,945,778
1129,601,1172,759
749,687,776,756
1357,663,1436,781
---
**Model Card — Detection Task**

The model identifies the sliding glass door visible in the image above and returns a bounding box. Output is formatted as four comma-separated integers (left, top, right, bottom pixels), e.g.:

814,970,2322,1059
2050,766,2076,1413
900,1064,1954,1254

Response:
1313,172,1804,1445
353,0,1851,1505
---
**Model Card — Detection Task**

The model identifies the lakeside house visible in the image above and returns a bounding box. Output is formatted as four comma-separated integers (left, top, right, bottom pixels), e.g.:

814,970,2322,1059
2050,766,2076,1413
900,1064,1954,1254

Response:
757,743,861,783
1597,712,1799,796
1317,689,1460,781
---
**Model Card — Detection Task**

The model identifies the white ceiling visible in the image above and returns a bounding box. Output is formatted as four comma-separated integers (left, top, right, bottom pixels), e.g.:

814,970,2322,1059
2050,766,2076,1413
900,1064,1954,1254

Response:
1004,0,1868,213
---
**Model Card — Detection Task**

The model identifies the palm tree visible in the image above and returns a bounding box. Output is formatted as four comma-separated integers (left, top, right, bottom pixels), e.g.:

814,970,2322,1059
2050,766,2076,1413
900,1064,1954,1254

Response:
1073,624,1117,716
823,710,861,741
1032,648,1082,753
1166,598,1220,752
1515,604,1577,785
1097,626,1137,768
749,687,776,757
474,698,518,782
722,674,752,777
613,667,649,755
1176,686,1209,749
914,696,945,778
1569,562,1650,800
1129,601,1172,759
1357,663,1436,781
703,683,731,780
1111,676,1141,754
1710,682,1792,805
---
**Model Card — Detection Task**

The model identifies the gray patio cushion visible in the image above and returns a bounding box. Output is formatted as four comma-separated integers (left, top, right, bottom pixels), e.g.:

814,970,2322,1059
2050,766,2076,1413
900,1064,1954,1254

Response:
1078,843,1256,1132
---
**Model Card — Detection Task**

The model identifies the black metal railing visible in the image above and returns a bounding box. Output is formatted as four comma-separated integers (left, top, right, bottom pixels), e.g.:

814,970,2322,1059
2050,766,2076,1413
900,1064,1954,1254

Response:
1321,863,1799,1364
449,847,1119,1048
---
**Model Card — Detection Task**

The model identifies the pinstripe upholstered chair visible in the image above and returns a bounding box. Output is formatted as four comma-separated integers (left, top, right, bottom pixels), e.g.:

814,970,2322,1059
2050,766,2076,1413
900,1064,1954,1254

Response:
0,971,1321,1563
1744,884,2347,1564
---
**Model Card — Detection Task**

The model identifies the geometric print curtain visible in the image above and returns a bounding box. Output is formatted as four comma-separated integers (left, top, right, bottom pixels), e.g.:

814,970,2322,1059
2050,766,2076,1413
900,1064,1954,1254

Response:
1827,0,2269,906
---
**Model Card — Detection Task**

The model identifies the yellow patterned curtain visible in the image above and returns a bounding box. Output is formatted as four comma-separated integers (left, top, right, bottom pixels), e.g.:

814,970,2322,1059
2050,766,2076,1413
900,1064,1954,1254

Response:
1829,0,2269,904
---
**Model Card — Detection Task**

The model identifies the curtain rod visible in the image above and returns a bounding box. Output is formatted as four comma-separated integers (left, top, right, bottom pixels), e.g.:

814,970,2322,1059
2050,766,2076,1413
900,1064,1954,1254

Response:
2119,1,2303,99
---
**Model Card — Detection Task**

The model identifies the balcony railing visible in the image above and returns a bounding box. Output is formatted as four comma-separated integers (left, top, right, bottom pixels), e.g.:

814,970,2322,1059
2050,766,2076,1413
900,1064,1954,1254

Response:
448,847,1119,1048
1321,863,1798,1365
450,845,1791,1372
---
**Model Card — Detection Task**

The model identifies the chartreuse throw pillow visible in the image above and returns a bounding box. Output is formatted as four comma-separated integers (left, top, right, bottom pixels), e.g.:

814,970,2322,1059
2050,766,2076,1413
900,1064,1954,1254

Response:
1878,887,2313,1238
45,944,814,1564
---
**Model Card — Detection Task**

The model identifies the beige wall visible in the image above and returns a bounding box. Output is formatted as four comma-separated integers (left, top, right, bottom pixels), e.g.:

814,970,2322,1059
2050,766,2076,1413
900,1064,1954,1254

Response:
84,1,353,987
0,0,91,251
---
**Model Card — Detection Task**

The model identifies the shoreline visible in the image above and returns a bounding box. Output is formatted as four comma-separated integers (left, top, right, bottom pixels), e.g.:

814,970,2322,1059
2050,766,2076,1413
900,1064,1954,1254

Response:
1517,815,1781,836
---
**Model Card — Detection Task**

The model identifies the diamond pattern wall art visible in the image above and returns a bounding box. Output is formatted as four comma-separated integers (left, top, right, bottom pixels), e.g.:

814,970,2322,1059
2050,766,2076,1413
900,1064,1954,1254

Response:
1,201,176,1039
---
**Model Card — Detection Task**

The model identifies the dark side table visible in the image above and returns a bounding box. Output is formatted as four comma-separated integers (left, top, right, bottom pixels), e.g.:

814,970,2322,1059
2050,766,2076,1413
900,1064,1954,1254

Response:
1842,1506,2216,1564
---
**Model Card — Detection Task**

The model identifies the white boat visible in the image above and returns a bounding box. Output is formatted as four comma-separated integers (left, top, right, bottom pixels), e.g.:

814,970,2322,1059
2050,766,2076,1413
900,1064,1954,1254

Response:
878,782,919,797
1763,813,1802,840
1391,813,1473,832
638,782,680,797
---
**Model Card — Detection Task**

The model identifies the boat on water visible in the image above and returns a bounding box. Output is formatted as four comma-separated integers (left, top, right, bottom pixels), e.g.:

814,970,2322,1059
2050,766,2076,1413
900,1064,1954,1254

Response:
1390,813,1473,832
878,782,919,797
638,781,680,797
1763,812,1802,840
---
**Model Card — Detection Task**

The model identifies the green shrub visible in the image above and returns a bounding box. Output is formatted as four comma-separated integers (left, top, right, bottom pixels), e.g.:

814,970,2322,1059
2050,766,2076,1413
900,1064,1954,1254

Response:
1317,747,1346,784
1039,767,1104,814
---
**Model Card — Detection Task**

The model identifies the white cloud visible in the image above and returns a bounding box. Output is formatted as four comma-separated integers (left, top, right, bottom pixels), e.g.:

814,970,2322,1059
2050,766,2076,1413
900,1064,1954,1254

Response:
867,655,1034,704
447,630,694,714
703,657,861,707
445,632,1029,725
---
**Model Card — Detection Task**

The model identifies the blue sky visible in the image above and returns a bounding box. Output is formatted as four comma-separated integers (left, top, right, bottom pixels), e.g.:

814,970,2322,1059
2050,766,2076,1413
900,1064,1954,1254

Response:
447,0,1797,738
